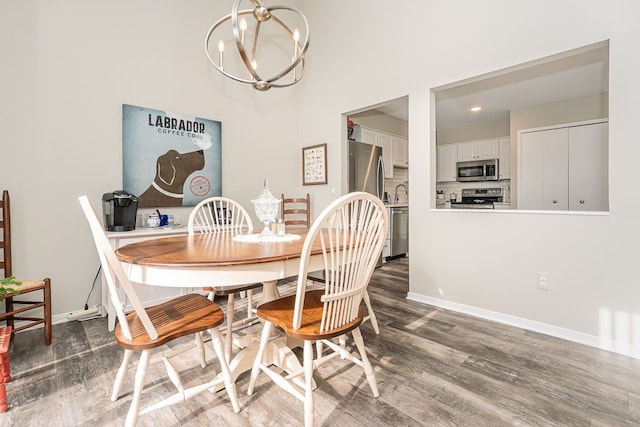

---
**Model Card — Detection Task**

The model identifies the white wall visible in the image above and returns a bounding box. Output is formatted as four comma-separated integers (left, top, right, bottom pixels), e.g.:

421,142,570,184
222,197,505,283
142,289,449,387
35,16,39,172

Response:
437,118,510,145
0,1,305,318
349,110,408,138
301,0,640,358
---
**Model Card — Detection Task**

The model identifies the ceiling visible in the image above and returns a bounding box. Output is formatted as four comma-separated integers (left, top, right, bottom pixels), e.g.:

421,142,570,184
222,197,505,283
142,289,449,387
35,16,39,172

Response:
374,42,609,131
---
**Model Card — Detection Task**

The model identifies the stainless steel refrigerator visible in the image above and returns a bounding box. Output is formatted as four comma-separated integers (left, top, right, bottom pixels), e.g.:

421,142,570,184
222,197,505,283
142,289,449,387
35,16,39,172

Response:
348,140,385,199
349,140,386,266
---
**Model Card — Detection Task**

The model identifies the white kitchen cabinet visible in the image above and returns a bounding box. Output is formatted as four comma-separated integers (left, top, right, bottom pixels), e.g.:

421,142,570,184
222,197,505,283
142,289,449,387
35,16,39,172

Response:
457,138,498,161
568,122,608,211
498,137,511,180
378,132,395,178
437,144,458,182
520,127,569,210
393,136,409,168
359,126,379,145
355,125,407,179
518,120,608,211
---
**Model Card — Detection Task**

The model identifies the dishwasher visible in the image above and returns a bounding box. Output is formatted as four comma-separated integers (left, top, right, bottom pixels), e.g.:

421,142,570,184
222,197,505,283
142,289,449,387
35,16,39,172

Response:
390,206,408,257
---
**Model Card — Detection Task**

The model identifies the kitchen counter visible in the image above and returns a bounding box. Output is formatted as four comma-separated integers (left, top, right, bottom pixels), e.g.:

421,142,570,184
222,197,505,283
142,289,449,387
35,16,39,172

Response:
384,203,409,208
494,202,512,210
435,199,451,209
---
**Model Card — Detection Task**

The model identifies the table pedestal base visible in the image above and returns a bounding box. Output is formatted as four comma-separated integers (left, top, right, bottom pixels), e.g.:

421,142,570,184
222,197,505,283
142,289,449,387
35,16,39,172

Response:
212,280,315,391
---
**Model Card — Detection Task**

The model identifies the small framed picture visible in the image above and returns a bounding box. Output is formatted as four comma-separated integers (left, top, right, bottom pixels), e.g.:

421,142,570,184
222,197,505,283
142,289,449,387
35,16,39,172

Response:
302,143,328,185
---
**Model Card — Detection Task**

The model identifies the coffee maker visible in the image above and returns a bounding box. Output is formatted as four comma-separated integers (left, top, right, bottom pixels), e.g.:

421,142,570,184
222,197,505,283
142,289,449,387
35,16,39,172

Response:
102,191,138,231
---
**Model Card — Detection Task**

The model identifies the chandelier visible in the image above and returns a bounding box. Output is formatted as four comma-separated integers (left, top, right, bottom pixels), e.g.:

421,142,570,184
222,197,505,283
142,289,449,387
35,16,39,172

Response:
204,0,310,91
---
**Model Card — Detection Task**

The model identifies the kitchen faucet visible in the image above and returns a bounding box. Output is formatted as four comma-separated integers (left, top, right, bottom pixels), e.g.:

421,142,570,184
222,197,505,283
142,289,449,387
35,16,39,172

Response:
394,183,408,204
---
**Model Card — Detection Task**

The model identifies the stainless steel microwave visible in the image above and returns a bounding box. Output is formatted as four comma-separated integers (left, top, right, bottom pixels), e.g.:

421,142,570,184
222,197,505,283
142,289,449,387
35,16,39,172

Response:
456,159,499,182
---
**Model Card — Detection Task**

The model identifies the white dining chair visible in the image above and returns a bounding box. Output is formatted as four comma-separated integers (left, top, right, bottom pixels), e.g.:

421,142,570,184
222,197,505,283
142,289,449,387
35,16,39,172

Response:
247,191,388,427
79,195,239,426
187,196,262,359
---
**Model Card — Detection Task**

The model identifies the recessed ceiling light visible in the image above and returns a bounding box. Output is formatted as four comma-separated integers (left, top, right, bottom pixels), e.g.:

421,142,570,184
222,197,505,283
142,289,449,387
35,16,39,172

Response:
469,105,483,112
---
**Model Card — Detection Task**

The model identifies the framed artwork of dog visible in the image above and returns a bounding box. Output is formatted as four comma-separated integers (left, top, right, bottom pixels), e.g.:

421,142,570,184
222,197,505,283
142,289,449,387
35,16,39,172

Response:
122,104,222,208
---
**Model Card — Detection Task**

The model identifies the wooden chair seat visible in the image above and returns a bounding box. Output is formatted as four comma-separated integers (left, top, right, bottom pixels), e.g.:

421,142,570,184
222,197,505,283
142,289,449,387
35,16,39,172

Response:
0,278,51,342
257,290,363,341
4,279,47,294
115,294,224,350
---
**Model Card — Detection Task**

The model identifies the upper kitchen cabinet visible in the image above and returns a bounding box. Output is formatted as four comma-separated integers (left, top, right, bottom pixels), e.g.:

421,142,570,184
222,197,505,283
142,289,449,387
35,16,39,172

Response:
436,144,457,182
498,137,510,180
352,124,408,179
358,126,379,146
518,120,608,211
393,136,409,168
377,132,395,178
457,138,499,162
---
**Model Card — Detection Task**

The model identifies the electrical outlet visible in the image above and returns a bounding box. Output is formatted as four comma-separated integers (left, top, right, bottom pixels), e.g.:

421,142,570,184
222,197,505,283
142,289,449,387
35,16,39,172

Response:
537,272,550,290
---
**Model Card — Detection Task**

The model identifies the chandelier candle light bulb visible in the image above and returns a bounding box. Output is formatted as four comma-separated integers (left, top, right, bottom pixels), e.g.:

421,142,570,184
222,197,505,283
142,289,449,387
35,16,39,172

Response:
240,17,247,44
292,28,299,81
293,28,300,53
218,40,224,69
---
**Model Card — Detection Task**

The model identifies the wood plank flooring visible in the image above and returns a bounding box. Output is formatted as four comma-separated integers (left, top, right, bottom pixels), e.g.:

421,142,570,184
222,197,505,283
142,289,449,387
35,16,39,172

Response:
4,257,640,426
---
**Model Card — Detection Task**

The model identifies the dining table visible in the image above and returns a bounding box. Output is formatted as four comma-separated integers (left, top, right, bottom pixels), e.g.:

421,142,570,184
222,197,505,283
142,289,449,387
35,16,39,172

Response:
114,228,324,384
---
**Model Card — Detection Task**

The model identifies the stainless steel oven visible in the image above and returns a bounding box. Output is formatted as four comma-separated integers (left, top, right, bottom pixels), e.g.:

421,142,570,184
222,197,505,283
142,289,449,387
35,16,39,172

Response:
450,188,504,209
456,159,499,182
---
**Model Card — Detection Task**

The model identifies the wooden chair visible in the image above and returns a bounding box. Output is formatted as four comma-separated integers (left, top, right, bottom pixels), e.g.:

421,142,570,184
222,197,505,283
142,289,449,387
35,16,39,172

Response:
79,196,239,427
187,196,262,359
281,193,311,228
247,192,388,427
294,191,380,335
0,190,52,345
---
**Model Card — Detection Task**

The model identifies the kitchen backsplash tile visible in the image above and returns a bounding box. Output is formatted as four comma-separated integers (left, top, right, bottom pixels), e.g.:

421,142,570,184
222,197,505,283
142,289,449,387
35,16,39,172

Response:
384,178,409,204
437,180,511,202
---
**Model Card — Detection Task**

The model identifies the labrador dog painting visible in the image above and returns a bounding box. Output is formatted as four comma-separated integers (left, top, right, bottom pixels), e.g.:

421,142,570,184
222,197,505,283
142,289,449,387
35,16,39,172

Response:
138,149,205,207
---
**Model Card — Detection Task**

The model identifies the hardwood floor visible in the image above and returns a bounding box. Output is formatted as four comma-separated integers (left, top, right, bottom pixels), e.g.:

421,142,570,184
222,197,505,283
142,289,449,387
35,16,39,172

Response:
4,257,640,426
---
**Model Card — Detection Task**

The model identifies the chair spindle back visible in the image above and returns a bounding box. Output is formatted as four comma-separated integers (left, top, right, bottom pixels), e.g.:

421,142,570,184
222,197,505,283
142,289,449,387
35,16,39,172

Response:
293,192,388,332
188,197,253,235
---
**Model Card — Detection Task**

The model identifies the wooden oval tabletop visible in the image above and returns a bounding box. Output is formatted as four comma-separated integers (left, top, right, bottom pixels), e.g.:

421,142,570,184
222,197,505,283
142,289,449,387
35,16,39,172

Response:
115,229,316,267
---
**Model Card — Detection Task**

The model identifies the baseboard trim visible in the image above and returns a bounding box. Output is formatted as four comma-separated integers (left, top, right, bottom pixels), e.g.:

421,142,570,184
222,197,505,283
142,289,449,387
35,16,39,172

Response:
10,312,96,335
407,291,640,360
